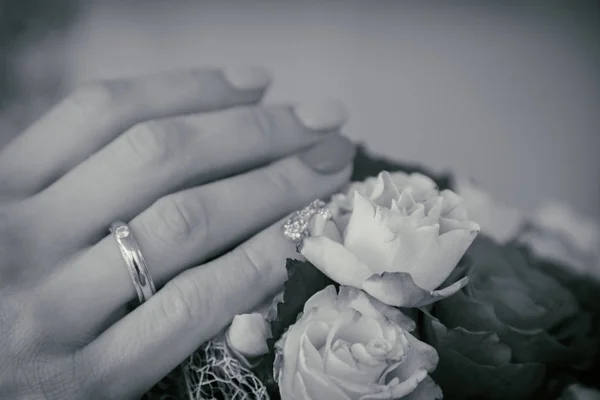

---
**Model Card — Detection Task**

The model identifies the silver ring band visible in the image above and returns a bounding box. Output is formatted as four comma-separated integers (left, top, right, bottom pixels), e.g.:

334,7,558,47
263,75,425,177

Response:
110,221,156,304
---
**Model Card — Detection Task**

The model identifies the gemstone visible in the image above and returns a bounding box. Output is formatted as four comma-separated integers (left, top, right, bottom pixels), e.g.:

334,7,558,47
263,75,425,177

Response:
114,225,130,239
283,199,332,242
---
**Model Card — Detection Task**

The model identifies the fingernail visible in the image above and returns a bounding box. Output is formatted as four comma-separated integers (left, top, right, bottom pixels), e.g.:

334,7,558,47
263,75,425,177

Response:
222,66,273,91
293,100,348,132
300,135,356,174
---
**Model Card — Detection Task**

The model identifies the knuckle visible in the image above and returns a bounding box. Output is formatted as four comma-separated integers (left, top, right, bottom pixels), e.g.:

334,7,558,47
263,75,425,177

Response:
123,120,172,166
160,276,207,322
144,195,197,244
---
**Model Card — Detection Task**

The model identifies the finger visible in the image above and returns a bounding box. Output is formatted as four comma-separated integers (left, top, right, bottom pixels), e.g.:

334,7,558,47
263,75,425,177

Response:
44,135,354,339
26,101,348,249
83,213,307,399
0,67,272,196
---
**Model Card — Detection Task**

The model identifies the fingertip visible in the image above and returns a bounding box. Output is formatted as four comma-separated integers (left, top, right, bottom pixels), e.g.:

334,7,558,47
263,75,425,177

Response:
293,99,349,132
299,134,356,175
222,66,273,92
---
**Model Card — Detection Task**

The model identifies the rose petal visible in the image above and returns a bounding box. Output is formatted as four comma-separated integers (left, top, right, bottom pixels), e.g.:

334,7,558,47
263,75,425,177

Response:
300,236,374,287
436,278,595,367
290,372,312,400
343,192,398,270
324,340,377,385
336,286,417,332
440,189,469,220
362,271,469,307
370,171,401,208
402,376,443,400
304,321,331,354
308,214,343,243
501,324,597,367
330,311,384,346
330,339,359,368
472,274,548,323
328,376,389,399
454,176,524,244
304,285,339,313
351,342,383,367
407,225,479,291
560,383,600,400
365,338,393,359
368,370,429,399
433,348,545,400
421,312,512,366
298,333,350,400
391,333,439,382
279,310,319,396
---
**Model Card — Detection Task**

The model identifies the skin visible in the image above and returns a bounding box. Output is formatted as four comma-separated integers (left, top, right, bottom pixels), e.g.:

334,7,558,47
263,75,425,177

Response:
0,66,356,400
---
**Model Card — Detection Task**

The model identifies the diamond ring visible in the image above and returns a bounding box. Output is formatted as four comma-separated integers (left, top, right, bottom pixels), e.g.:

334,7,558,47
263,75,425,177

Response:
282,199,332,242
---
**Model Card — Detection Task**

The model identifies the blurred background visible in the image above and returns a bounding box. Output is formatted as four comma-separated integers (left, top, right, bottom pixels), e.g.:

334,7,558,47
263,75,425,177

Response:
1,0,599,219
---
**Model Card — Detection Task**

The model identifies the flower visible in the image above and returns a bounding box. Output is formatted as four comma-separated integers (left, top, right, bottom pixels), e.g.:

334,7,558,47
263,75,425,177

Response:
227,313,272,359
275,285,442,400
226,291,283,359
453,176,525,244
422,236,597,400
299,171,480,307
560,383,600,400
518,200,600,283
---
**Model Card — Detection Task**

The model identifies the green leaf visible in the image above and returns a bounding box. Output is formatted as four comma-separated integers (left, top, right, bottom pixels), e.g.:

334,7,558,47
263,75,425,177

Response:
251,258,336,398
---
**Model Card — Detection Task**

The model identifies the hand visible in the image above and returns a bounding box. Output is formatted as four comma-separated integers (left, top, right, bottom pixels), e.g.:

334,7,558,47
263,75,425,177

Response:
0,67,355,399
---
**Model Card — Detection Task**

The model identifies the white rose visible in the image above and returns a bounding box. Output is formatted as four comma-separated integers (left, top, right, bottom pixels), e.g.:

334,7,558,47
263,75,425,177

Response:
276,285,442,400
519,200,600,281
560,383,600,400
453,176,525,244
300,171,480,307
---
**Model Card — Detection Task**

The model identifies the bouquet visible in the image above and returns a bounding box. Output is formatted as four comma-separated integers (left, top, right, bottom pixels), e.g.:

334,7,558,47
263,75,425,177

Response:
145,145,600,400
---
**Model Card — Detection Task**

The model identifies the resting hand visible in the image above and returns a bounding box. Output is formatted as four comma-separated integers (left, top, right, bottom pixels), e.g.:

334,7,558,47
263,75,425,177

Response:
0,67,355,399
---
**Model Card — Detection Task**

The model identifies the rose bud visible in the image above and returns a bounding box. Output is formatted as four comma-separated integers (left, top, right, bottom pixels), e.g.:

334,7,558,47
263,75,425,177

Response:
226,291,283,360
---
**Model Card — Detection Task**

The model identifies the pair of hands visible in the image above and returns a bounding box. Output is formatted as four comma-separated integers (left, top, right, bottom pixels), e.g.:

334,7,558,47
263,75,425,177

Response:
0,67,356,399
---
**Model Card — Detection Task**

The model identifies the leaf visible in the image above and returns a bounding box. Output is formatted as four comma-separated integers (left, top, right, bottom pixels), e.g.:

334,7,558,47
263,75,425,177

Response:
452,236,599,367
421,311,546,400
268,258,338,343
251,258,336,397
352,144,454,191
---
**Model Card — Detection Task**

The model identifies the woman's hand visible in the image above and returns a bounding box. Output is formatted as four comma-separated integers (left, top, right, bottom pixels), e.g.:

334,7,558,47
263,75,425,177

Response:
0,67,355,399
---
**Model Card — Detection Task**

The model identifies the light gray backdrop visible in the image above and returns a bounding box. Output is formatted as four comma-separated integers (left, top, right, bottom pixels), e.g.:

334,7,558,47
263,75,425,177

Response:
24,1,600,219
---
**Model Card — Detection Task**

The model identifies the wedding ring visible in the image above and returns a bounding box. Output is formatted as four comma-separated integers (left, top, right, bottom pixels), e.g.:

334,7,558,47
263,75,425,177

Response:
110,221,156,304
282,199,332,242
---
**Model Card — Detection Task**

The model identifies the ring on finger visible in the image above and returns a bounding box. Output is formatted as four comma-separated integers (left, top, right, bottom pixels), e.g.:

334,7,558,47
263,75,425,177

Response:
110,221,156,305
